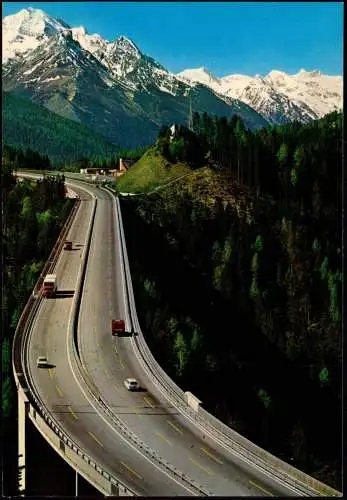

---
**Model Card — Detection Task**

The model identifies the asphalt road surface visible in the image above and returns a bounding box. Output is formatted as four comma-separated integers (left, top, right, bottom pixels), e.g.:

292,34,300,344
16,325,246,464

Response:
27,186,192,495
76,185,297,497
26,180,299,496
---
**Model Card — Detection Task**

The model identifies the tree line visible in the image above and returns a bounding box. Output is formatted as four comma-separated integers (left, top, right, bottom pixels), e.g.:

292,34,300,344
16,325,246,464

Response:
3,144,52,171
68,146,147,172
3,142,147,174
157,111,342,209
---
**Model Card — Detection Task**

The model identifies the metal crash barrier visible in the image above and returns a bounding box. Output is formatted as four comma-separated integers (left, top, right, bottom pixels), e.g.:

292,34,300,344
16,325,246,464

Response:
12,182,136,497
114,192,342,498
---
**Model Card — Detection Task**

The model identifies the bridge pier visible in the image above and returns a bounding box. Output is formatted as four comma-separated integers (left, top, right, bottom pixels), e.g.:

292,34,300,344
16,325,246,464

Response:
23,413,102,496
75,470,78,496
18,391,29,496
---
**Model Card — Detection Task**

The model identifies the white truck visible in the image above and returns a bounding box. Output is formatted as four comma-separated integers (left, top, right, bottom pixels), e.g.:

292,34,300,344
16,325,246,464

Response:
42,274,57,298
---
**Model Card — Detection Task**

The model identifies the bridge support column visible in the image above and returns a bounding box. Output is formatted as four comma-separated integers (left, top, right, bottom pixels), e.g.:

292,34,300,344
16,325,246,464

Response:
75,470,78,496
118,484,133,496
18,392,29,496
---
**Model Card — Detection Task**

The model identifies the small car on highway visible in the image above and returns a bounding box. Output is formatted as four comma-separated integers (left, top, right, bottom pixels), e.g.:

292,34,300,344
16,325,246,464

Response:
64,240,73,250
36,356,49,368
124,378,139,391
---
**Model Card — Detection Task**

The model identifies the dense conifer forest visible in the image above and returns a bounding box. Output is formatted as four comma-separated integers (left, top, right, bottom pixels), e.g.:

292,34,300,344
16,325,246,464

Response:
3,92,120,165
120,111,342,489
1,149,75,494
2,140,146,174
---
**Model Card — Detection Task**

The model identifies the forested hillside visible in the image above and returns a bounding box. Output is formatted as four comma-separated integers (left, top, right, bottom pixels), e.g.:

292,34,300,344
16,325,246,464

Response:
1,149,75,494
120,111,342,489
3,91,120,165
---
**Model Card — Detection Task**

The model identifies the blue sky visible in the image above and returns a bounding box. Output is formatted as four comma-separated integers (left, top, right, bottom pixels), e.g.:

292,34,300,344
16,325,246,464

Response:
3,2,343,77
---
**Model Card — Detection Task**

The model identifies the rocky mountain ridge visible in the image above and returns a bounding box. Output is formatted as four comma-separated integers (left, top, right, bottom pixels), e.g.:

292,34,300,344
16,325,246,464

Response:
3,8,269,147
177,67,342,125
2,8,342,147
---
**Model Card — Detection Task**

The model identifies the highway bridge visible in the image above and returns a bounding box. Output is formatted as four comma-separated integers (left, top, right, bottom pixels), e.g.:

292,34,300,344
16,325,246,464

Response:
13,174,342,497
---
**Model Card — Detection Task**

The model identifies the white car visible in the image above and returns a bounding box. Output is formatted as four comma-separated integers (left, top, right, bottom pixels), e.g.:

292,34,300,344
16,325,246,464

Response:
124,378,139,391
37,356,48,368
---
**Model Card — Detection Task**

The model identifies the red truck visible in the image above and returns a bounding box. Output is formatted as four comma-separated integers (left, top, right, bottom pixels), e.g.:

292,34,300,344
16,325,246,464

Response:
42,274,57,298
112,319,125,336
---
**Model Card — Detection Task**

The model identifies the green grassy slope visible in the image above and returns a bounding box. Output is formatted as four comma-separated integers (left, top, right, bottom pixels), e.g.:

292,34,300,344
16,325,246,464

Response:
115,148,194,193
3,91,119,165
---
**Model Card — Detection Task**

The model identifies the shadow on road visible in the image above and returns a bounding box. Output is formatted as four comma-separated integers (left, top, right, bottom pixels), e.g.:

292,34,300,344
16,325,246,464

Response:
55,290,75,298
115,331,133,338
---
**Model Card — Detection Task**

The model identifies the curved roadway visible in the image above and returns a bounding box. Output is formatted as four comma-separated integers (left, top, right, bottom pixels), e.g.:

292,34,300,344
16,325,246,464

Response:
27,178,298,496
27,185,190,495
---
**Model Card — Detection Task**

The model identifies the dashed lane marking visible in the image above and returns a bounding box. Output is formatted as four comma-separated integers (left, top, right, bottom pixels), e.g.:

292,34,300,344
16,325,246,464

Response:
167,420,183,435
200,446,223,465
68,406,78,420
132,406,142,418
189,457,214,476
120,461,143,480
48,368,53,378
56,385,63,397
88,432,104,447
118,357,124,369
144,396,155,408
154,431,172,446
249,480,274,496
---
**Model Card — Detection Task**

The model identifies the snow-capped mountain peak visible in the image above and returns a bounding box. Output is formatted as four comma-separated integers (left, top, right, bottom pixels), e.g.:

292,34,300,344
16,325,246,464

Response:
267,69,288,79
2,7,70,62
102,35,143,79
176,66,342,124
71,25,85,36
177,67,221,88
2,7,342,134
3,7,68,35
70,26,107,57
265,70,293,88
109,35,141,57
297,68,321,77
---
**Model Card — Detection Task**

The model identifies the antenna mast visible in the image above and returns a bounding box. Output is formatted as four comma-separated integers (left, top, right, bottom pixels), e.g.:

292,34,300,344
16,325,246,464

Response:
188,90,193,131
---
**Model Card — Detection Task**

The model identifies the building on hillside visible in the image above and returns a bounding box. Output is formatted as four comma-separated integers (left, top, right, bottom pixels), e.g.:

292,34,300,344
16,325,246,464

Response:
80,168,109,175
119,158,136,171
119,158,127,172
118,158,136,173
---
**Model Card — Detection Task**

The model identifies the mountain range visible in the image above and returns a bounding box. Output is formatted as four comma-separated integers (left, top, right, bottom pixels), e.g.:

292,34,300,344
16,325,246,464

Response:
2,8,343,149
177,68,342,125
